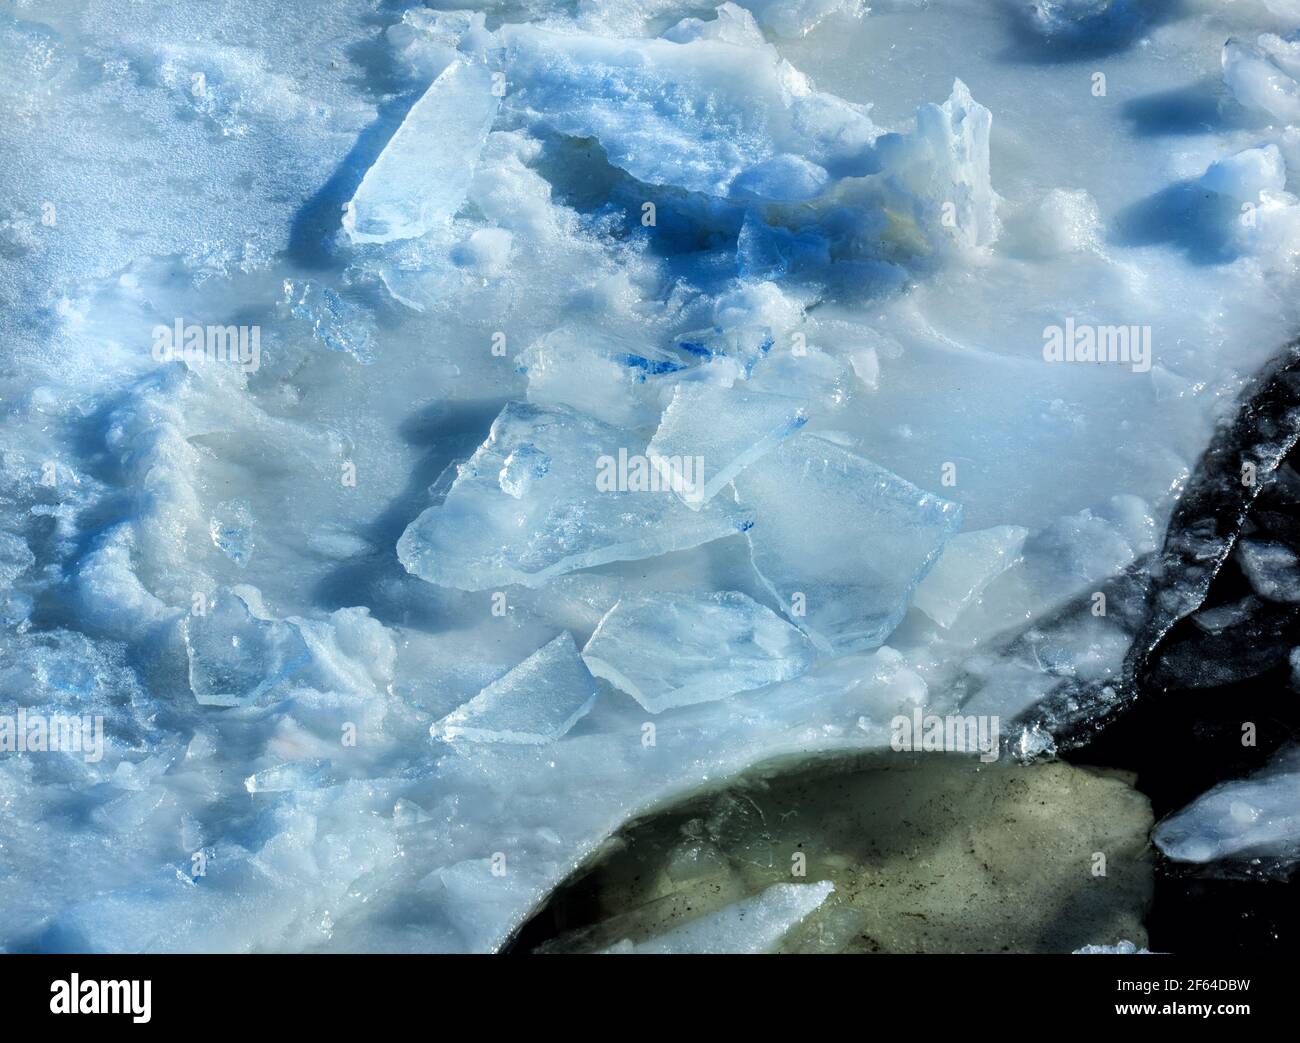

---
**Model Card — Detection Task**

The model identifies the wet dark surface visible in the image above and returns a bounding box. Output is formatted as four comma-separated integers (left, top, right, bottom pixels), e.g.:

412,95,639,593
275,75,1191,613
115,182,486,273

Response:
1067,345,1300,953
511,753,1153,954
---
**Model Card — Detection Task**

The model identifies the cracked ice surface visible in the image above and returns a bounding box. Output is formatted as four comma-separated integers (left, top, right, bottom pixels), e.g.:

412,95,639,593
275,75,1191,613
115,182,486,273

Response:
3,0,1300,952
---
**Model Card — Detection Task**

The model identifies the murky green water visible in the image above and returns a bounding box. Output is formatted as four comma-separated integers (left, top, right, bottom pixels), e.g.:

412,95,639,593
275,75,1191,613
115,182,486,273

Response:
521,753,1154,953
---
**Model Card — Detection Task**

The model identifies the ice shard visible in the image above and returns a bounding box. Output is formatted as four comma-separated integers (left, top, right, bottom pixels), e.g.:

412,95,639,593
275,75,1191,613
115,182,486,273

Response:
1153,744,1300,868
519,327,683,431
433,632,599,744
646,383,808,508
1222,34,1300,124
343,59,500,244
581,591,817,712
602,881,834,954
397,403,754,590
1236,538,1300,603
181,590,310,707
912,525,1029,629
734,434,963,651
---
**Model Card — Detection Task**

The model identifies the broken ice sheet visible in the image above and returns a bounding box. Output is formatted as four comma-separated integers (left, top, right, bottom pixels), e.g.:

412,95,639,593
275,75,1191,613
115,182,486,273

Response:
181,589,310,707
397,402,753,590
646,383,808,508
912,525,1029,629
601,881,834,954
343,59,500,244
734,433,962,651
11,0,1300,958
581,591,817,713
432,632,598,744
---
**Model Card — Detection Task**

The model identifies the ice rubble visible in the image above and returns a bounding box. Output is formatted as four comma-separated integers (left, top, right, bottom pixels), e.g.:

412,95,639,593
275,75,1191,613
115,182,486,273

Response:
3,0,1300,954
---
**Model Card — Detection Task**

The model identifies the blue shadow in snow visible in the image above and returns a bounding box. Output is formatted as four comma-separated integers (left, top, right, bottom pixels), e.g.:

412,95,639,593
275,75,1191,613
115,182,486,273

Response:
1121,80,1260,138
1112,180,1244,265
997,0,1188,65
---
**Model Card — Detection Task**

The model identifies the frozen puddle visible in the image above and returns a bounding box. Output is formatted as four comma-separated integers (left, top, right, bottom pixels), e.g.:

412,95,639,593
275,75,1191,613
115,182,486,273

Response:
1,0,1299,951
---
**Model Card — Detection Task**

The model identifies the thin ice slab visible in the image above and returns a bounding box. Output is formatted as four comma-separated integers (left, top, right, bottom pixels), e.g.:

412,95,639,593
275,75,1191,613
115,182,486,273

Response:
581,591,817,712
397,402,753,590
646,384,808,508
432,632,599,745
734,434,962,651
912,525,1029,628
602,881,834,954
343,59,500,244
519,327,685,431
